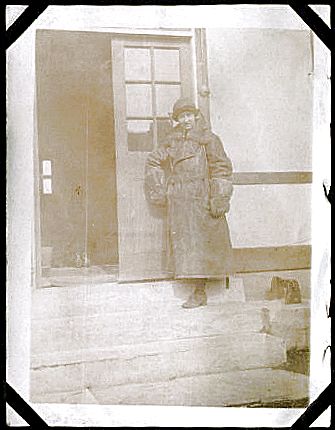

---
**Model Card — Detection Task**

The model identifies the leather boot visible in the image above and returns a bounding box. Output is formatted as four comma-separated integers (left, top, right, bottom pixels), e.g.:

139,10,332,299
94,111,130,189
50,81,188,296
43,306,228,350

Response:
182,285,207,309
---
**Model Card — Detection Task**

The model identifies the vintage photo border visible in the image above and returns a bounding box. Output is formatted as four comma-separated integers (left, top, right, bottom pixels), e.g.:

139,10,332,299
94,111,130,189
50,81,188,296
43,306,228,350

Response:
4,2,333,427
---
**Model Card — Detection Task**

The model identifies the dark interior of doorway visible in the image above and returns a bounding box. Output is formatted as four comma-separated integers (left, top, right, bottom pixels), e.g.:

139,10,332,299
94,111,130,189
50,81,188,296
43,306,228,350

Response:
36,29,119,284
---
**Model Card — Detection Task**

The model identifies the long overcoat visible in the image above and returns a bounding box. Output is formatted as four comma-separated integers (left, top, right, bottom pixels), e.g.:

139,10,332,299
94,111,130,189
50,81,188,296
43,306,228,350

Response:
145,119,233,279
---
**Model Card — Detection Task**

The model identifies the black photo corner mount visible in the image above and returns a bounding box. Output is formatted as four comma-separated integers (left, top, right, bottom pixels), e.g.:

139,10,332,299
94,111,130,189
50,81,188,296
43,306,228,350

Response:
4,383,49,428
323,183,332,204
4,2,332,428
5,3,49,50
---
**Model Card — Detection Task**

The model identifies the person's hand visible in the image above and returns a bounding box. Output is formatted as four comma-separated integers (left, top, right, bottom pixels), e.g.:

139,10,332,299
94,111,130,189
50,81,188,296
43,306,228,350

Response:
209,196,230,218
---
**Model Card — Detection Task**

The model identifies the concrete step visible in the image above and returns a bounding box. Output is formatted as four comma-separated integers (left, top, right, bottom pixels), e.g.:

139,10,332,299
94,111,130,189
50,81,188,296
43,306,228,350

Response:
269,302,310,349
32,275,310,319
32,280,193,320
31,368,308,407
31,296,310,355
30,333,286,400
30,300,278,353
30,281,310,405
32,279,247,321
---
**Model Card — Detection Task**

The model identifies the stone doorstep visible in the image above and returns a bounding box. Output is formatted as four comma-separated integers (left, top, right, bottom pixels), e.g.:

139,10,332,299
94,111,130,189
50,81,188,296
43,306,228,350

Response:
32,277,310,321
31,332,286,368
30,368,309,407
31,283,190,321
269,303,310,326
30,333,286,397
90,368,309,407
32,280,240,320
271,325,309,350
268,302,310,350
30,303,269,353
31,299,310,356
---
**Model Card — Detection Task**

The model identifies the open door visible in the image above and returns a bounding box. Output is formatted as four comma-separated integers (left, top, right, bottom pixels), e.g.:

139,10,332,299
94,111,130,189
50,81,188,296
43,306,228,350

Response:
35,30,119,284
111,36,194,281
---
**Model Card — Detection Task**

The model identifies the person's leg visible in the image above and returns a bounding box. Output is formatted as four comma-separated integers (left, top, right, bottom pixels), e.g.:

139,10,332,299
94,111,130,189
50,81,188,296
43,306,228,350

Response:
182,279,207,309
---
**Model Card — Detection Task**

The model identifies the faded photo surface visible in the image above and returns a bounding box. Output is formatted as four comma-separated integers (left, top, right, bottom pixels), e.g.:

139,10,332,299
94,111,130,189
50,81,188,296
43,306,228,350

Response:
6,5,331,427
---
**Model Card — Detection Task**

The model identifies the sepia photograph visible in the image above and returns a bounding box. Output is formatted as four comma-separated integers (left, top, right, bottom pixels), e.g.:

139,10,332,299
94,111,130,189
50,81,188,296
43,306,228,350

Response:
6,5,331,427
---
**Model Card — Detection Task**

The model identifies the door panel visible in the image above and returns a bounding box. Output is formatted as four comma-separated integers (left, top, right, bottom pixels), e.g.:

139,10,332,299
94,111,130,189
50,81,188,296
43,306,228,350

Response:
36,30,118,269
111,37,194,281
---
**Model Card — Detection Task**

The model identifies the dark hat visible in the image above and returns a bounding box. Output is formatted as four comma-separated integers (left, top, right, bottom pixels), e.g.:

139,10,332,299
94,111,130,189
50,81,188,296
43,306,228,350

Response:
172,97,199,120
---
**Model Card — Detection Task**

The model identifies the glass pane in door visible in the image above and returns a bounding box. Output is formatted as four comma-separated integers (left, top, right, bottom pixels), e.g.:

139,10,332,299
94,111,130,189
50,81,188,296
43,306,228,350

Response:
154,49,180,81
127,120,154,151
155,84,181,117
124,48,151,81
126,84,153,117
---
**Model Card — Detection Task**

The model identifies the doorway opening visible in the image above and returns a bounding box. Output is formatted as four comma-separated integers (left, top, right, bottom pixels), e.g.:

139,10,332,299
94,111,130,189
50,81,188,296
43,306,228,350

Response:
35,29,196,285
35,29,119,285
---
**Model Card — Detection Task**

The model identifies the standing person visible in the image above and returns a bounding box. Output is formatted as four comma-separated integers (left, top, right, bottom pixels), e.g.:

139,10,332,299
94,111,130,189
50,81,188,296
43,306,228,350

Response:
145,97,233,308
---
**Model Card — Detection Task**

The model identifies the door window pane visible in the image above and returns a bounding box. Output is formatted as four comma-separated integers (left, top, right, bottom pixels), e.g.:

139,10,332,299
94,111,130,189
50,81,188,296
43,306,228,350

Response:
154,49,180,81
124,48,151,81
155,84,181,117
157,119,172,143
126,85,152,117
127,120,153,152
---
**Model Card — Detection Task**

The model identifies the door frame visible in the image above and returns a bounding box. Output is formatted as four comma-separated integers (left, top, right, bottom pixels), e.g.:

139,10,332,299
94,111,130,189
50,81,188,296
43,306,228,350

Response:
32,29,196,287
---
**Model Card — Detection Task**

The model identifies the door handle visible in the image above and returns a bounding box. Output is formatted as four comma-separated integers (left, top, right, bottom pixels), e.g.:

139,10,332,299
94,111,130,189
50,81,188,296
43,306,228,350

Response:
74,185,82,196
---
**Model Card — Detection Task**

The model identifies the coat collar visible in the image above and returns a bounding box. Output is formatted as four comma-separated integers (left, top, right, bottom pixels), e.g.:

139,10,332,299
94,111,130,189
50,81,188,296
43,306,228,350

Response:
170,122,211,144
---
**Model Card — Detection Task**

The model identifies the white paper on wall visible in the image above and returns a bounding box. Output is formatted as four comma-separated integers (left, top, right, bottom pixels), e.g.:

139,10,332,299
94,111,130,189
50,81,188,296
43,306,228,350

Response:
42,160,52,176
43,178,52,194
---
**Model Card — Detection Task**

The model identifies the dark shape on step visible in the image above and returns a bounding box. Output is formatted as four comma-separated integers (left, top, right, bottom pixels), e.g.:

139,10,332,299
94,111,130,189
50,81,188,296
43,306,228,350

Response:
266,276,302,304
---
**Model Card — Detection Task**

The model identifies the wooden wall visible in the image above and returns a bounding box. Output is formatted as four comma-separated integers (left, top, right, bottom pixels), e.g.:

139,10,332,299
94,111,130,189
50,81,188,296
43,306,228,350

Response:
206,29,313,254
